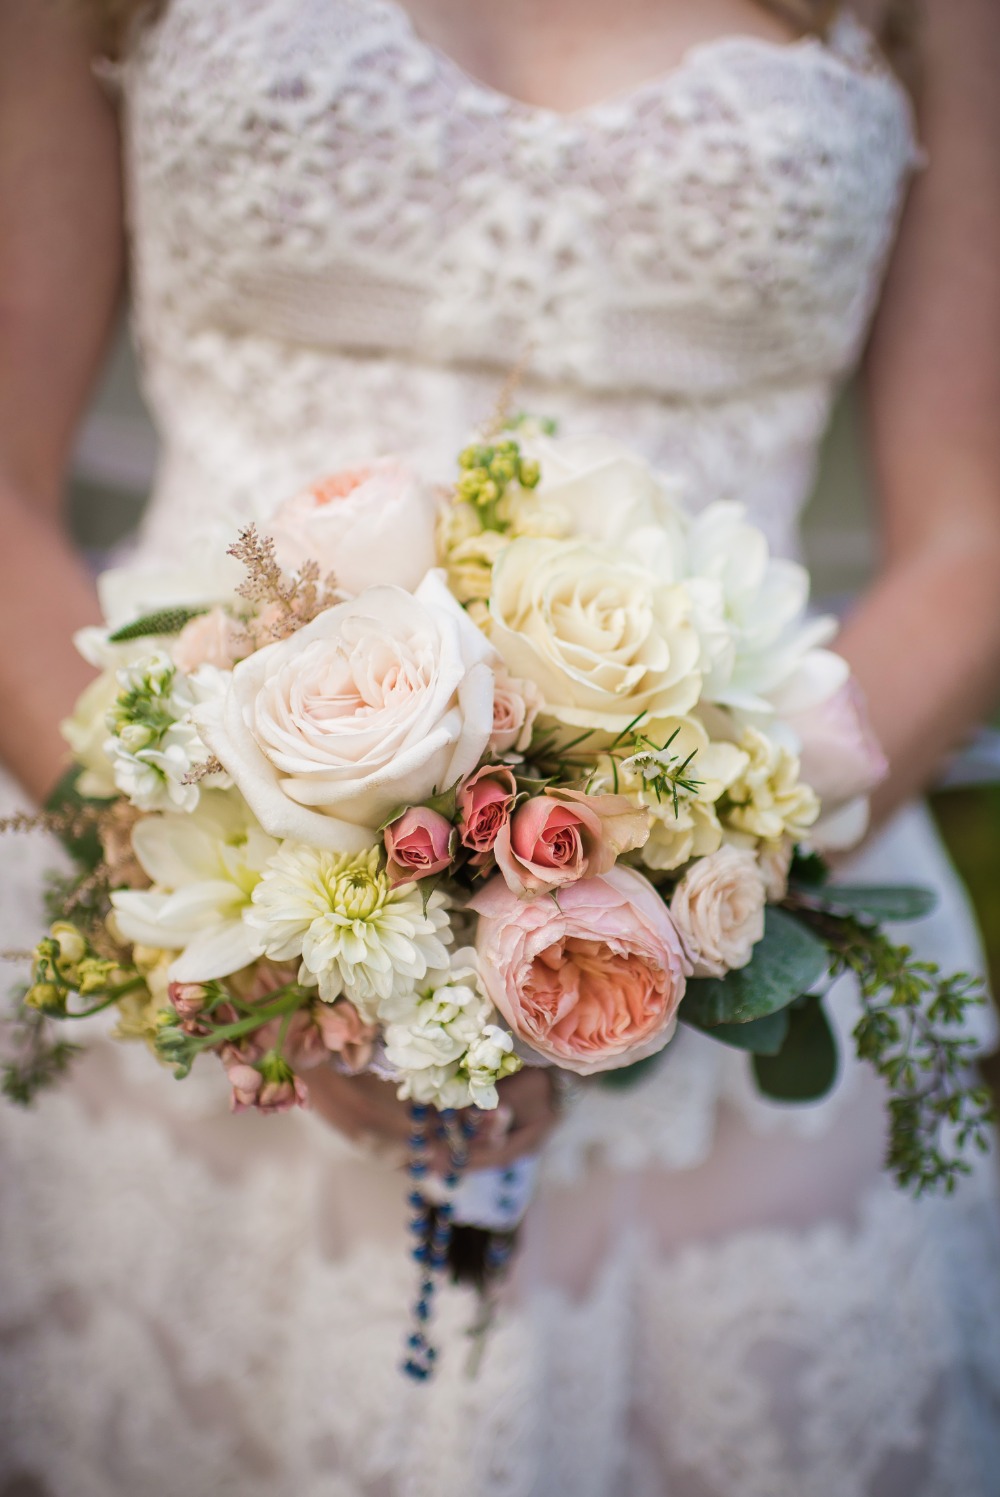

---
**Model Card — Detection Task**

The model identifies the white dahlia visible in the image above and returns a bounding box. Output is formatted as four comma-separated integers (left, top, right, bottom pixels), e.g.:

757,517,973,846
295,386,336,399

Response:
246,845,451,1016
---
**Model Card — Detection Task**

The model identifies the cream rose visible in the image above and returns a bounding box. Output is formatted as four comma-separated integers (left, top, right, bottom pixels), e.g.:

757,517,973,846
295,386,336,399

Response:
669,846,767,978
527,433,687,558
194,571,496,851
265,461,437,596
487,537,702,736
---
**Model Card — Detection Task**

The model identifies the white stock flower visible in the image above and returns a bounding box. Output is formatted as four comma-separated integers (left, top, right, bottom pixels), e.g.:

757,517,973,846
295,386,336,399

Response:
382,954,491,1070
105,653,229,813
669,846,767,978
722,726,820,844
110,791,279,981
383,953,519,1111
195,571,496,852
246,845,451,1016
488,537,702,736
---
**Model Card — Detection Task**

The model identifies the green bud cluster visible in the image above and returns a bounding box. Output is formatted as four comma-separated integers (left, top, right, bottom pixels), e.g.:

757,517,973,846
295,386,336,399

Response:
455,438,541,513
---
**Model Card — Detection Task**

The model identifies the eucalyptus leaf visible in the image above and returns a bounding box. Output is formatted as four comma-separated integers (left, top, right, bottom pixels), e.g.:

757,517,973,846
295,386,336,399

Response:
793,883,937,923
598,1053,663,1091
687,1008,790,1056
678,907,828,1028
752,996,838,1103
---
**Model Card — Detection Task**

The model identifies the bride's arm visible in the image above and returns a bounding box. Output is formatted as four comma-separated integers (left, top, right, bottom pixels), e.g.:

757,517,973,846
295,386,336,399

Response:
0,0,122,801
837,0,1000,824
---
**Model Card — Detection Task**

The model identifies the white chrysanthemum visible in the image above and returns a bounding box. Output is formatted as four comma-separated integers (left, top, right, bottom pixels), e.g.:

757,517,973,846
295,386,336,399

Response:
105,652,229,813
247,845,451,1016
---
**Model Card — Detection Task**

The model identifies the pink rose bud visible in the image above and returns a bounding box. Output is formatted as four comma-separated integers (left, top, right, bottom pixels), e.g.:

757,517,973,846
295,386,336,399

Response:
488,668,542,756
383,806,455,885
495,787,649,896
168,981,209,1019
457,765,519,856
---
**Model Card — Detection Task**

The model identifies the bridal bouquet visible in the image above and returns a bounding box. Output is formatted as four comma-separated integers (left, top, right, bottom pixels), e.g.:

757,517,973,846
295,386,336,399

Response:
3,421,994,1372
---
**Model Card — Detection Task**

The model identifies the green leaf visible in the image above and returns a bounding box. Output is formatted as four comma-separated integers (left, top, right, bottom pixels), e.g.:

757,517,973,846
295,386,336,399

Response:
752,996,838,1102
678,908,828,1028
108,606,210,643
687,1008,791,1056
598,1053,663,1090
793,884,937,923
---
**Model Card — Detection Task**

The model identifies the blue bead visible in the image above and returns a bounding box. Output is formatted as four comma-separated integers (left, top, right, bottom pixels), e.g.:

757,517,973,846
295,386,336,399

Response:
407,1190,425,1208
408,1161,428,1177
407,1332,425,1350
411,1245,429,1263
416,1300,430,1321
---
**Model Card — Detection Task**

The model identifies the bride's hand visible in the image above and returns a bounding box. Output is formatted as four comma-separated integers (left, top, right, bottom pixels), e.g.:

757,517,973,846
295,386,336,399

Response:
304,1065,562,1172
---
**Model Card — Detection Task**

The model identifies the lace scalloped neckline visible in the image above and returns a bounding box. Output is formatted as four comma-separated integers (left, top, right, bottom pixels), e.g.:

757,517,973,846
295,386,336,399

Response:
378,0,894,124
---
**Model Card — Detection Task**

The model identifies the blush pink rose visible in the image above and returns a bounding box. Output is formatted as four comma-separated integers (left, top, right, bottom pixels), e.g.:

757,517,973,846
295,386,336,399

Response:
488,668,542,756
312,999,377,1073
494,787,649,896
458,765,519,856
471,864,691,1075
383,806,454,884
265,461,438,597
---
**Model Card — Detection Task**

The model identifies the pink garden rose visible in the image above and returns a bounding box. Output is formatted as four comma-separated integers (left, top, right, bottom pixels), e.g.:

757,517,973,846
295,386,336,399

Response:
458,765,519,857
265,461,438,597
494,787,649,896
471,864,691,1075
383,806,454,884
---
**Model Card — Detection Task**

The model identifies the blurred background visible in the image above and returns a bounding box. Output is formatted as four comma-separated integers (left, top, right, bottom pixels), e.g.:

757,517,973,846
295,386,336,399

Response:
71,317,1000,1089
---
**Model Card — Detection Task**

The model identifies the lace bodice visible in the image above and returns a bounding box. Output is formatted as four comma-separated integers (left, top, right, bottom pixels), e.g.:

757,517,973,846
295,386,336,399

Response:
119,0,920,562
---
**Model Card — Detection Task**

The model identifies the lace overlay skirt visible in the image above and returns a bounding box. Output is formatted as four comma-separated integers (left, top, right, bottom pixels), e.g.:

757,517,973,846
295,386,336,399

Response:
1,767,999,1497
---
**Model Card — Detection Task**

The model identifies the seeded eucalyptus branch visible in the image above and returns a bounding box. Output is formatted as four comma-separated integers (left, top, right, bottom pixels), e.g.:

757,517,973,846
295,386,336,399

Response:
791,901,996,1194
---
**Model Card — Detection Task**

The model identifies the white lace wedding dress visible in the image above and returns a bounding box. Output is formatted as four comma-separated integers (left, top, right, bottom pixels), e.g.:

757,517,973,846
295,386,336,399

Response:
2,3,1000,1493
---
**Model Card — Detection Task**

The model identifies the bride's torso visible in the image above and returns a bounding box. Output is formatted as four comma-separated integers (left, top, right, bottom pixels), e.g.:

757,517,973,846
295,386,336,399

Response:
117,0,919,564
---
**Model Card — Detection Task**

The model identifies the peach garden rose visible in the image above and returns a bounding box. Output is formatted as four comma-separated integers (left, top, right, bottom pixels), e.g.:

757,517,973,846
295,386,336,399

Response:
470,864,691,1075
265,460,438,597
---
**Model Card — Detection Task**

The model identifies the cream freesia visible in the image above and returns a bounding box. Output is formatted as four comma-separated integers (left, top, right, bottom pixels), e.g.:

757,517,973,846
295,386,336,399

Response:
194,571,496,852
487,537,702,736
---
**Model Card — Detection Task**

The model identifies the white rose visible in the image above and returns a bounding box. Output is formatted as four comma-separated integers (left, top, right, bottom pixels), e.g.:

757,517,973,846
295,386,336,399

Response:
194,571,496,852
265,461,438,596
669,845,767,978
487,537,702,736
527,433,688,560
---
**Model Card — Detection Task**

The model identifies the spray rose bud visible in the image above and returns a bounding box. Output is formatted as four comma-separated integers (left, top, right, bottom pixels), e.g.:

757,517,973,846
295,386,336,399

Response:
225,1060,264,1112
383,806,455,885
457,764,519,857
